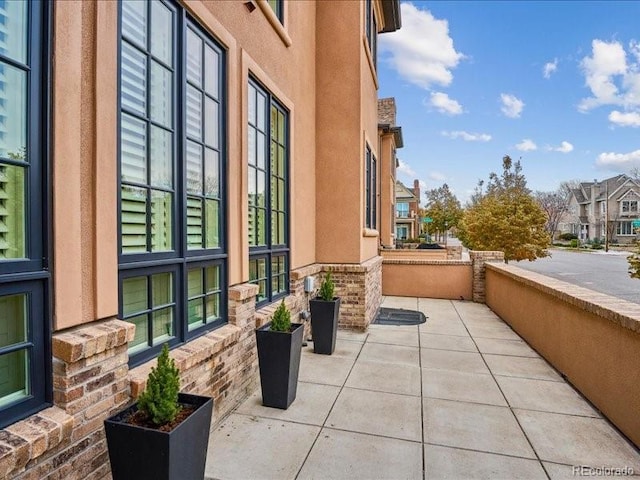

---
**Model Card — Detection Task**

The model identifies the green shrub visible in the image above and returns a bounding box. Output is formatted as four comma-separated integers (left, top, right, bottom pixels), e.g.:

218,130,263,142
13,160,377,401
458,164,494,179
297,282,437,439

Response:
559,233,578,241
138,344,181,425
570,239,579,248
319,272,335,301
270,299,291,332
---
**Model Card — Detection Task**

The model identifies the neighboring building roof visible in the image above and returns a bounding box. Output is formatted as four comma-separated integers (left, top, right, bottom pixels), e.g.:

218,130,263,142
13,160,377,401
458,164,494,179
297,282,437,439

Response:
379,0,402,33
571,174,640,203
395,180,417,201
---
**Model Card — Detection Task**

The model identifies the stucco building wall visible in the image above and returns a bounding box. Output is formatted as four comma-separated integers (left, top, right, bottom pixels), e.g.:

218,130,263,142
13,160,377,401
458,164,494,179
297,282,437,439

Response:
0,1,399,478
486,263,640,448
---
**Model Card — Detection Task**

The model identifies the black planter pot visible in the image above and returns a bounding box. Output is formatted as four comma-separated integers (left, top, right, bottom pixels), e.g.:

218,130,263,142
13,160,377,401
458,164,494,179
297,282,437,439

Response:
255,322,304,409
104,393,213,480
310,297,341,355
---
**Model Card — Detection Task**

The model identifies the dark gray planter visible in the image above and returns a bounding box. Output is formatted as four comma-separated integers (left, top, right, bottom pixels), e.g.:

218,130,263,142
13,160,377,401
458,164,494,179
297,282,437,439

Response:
104,393,213,480
310,297,341,355
255,322,304,409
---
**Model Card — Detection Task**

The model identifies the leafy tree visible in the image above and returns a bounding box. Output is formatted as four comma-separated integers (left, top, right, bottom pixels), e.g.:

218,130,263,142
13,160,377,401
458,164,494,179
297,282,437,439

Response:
534,190,569,240
457,156,550,262
319,272,335,301
423,183,463,242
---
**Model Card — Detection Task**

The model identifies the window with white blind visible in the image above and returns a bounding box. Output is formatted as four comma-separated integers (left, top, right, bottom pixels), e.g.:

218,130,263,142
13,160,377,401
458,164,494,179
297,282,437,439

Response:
119,0,227,365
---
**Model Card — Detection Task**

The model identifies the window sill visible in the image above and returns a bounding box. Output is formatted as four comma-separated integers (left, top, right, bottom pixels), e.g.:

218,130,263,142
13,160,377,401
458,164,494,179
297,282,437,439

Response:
128,323,242,398
256,0,292,47
362,35,378,90
363,228,379,238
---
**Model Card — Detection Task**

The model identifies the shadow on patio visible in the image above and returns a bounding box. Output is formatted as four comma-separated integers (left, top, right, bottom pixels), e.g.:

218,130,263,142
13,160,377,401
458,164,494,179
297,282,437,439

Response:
205,296,640,480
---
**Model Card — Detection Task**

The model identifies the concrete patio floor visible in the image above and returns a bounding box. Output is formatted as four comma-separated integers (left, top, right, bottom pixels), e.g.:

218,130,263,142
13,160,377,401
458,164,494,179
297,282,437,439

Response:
205,296,640,480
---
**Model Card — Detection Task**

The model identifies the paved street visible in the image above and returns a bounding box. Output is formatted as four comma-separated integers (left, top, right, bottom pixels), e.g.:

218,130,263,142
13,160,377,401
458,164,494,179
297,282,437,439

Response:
514,248,640,304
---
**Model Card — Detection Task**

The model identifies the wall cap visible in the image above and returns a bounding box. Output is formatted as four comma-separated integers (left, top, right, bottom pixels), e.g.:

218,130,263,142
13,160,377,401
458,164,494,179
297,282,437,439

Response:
487,263,640,334
0,407,74,477
128,324,242,398
229,283,260,301
52,319,134,363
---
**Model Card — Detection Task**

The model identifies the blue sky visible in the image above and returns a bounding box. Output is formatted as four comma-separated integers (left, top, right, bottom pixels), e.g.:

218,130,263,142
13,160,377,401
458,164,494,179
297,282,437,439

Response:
377,1,640,203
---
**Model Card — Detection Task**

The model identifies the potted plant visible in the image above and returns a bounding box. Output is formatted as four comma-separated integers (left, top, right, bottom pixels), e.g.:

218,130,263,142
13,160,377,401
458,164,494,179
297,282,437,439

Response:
309,272,341,355
104,344,213,480
255,299,304,409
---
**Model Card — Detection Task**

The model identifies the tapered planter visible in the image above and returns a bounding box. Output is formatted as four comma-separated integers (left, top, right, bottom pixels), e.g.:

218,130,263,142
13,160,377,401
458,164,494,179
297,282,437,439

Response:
255,321,304,409
310,297,341,355
104,393,213,480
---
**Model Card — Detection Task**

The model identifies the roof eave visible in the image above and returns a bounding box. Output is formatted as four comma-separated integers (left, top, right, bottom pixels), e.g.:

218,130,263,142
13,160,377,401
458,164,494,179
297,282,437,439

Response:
380,0,401,33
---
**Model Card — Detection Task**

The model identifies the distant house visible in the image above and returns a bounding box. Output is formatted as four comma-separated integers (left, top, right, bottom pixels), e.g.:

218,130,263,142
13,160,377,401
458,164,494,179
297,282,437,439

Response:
395,180,421,240
378,98,404,248
561,174,640,244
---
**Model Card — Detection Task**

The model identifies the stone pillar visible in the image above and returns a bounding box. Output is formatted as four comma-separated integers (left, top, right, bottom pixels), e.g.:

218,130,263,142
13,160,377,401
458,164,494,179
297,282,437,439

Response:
470,251,505,303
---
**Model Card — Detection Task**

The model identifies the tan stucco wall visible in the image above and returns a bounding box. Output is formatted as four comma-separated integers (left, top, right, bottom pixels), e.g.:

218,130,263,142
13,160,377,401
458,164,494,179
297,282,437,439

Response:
486,264,640,448
53,1,118,329
51,0,389,330
382,260,473,300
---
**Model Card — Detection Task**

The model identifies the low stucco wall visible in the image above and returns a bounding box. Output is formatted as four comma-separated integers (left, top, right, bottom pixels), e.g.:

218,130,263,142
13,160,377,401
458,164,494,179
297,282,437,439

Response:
382,259,472,300
486,263,640,448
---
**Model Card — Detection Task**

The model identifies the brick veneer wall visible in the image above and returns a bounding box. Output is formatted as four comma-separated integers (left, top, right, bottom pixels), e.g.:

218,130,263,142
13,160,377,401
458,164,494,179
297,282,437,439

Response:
469,251,505,302
0,258,382,479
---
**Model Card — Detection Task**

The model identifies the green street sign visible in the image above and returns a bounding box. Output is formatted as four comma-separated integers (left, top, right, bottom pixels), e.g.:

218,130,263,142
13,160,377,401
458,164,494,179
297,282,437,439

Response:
423,217,433,223
633,220,640,228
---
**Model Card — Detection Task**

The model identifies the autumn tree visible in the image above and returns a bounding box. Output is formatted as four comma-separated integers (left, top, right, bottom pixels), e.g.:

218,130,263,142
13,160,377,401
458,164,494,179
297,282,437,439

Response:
457,156,550,262
423,183,463,242
534,190,569,240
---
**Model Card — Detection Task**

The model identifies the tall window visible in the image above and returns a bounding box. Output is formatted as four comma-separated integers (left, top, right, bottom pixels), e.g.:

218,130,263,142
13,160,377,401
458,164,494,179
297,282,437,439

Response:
267,0,283,23
248,79,288,305
119,0,226,365
365,144,377,229
365,0,377,67
0,1,49,428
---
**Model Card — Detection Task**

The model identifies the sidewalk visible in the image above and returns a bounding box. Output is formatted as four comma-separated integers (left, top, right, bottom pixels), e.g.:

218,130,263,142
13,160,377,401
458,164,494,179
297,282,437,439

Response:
205,296,640,480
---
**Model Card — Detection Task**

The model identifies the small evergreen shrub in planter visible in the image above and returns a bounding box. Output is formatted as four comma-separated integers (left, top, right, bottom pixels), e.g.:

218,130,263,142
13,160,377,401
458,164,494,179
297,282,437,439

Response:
310,273,341,355
255,300,304,409
104,344,213,480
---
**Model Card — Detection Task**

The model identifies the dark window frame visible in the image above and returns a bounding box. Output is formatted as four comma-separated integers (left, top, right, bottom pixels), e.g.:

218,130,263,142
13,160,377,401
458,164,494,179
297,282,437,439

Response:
365,0,377,69
365,144,377,229
117,0,228,367
0,0,52,429
267,0,284,23
247,77,289,307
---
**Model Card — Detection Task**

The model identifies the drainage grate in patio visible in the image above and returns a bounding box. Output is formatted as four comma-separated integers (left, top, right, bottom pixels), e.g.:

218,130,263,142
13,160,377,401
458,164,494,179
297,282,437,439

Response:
372,307,426,326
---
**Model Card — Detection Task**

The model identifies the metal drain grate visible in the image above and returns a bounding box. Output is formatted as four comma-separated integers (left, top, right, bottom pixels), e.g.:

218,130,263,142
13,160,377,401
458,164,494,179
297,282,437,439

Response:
372,307,427,326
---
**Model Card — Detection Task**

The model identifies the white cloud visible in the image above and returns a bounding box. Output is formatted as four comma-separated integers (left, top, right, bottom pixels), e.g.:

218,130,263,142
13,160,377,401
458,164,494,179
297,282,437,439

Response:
429,171,447,182
609,110,640,127
397,159,416,177
429,92,463,115
441,130,492,142
551,141,574,153
378,3,464,89
500,93,525,118
596,149,640,169
578,39,640,112
515,139,537,152
543,58,558,79
418,180,428,190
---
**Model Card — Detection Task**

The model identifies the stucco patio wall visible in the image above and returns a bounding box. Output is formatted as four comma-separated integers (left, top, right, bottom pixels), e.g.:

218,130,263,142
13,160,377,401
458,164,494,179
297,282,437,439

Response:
486,263,640,448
